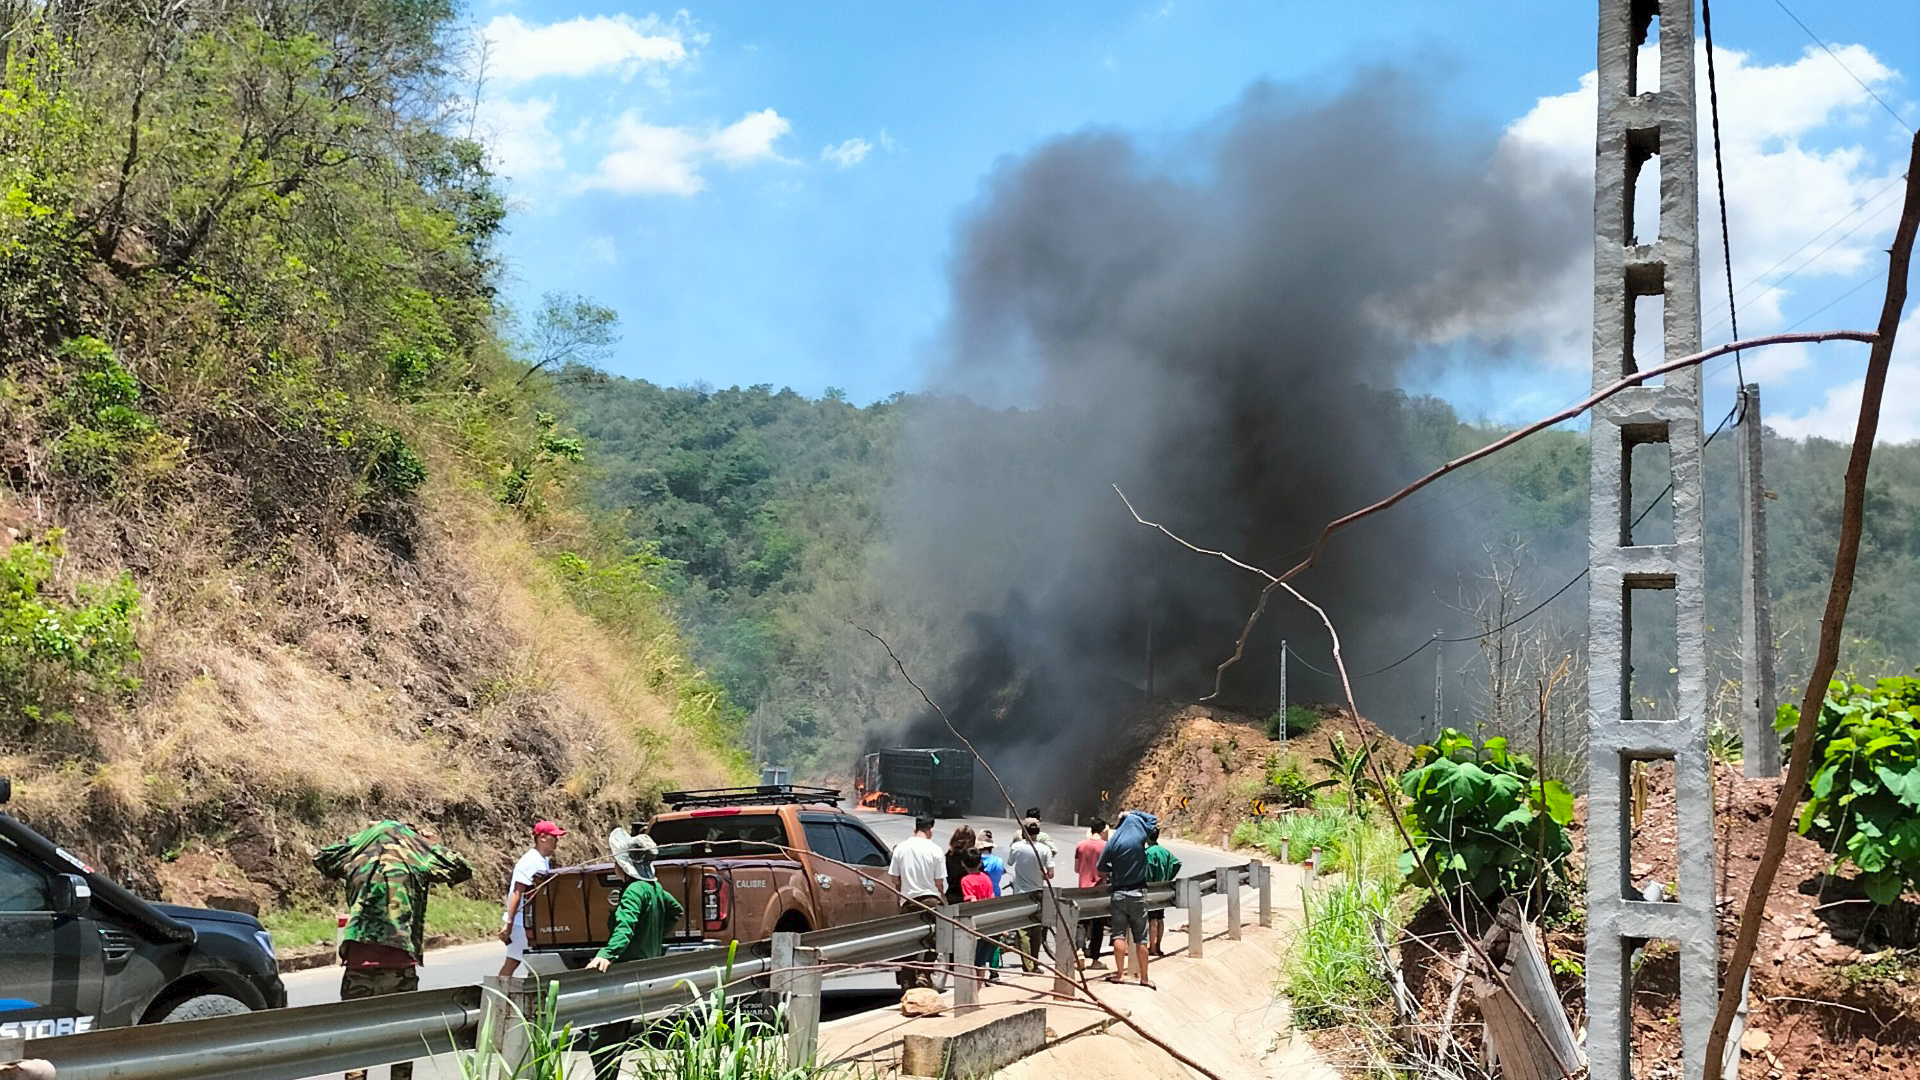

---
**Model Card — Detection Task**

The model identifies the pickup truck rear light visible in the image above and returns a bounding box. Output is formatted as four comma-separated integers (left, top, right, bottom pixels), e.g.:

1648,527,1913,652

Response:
701,872,730,933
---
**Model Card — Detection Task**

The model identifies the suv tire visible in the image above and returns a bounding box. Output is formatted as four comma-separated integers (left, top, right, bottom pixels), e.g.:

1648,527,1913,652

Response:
156,993,252,1023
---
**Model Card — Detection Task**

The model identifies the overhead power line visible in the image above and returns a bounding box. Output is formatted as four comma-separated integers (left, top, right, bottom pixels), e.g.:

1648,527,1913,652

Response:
1702,0,1746,393
1769,0,1913,134
1288,403,1742,683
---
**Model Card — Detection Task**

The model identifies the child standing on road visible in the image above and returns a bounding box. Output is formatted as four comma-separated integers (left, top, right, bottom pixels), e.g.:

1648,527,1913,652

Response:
958,850,998,982
1144,827,1182,958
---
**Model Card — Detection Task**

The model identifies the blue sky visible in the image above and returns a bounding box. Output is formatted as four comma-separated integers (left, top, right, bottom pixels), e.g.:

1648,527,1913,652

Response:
470,1,1920,439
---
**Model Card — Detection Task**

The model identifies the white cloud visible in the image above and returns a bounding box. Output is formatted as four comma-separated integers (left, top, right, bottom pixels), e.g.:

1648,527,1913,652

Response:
481,13,696,84
587,236,618,265
471,95,563,178
586,109,793,196
820,137,873,169
1476,42,1907,371
709,108,792,166
1771,311,1920,443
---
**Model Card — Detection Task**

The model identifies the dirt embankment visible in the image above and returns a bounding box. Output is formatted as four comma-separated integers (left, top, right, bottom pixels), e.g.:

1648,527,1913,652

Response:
1108,701,1405,841
1397,761,1920,1080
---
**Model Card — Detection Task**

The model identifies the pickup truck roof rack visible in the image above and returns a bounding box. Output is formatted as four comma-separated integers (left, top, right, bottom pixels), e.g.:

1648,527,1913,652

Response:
660,785,843,811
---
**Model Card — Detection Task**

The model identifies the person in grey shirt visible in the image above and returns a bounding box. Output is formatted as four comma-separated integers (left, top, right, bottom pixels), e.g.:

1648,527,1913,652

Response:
1005,817,1055,973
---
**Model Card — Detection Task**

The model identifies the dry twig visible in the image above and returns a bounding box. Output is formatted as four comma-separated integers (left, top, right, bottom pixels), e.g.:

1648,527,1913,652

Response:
1150,328,1876,700
1118,492,1575,1076
1701,128,1920,1080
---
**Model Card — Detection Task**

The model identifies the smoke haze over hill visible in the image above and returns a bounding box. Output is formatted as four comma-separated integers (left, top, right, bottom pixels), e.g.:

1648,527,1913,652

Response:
883,72,1592,810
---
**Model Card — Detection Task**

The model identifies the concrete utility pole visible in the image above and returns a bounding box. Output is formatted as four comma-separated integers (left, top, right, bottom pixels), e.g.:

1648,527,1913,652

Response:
1432,631,1443,735
1586,2,1718,1078
1738,384,1780,777
1277,640,1288,749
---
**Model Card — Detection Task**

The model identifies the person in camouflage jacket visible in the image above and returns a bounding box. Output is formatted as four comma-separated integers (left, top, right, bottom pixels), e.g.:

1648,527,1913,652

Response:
315,819,474,959
314,820,473,1080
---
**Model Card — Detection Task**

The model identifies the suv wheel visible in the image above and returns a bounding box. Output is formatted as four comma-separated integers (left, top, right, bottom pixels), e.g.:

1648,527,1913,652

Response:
156,994,252,1023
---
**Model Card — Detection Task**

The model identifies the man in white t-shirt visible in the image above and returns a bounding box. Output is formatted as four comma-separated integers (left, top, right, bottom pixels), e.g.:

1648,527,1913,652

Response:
887,816,946,989
498,820,565,977
1005,817,1056,973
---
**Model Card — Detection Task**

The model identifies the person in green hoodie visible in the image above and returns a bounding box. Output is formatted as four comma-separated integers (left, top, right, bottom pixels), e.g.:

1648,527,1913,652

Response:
582,828,684,1080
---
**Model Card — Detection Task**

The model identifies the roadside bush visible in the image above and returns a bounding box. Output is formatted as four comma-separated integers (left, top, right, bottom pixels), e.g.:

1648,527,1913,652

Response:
1267,704,1321,739
1778,675,1920,904
1282,818,1405,1030
361,427,428,500
1398,728,1573,902
0,531,141,725
45,337,183,487
1233,807,1393,876
1262,752,1316,809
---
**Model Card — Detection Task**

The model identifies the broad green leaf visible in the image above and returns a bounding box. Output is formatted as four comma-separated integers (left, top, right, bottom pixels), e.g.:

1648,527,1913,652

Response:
1874,765,1920,810
1862,870,1905,906
1539,781,1576,825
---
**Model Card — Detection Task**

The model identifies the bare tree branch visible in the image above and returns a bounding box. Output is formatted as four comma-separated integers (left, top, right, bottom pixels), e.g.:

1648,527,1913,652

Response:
1702,128,1920,1080
1133,327,1876,700
1121,502,1577,1075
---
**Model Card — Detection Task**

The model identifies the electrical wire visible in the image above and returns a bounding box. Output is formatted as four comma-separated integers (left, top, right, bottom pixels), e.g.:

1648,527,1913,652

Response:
1700,176,1907,340
1701,0,1746,393
1769,0,1913,135
1288,402,1743,682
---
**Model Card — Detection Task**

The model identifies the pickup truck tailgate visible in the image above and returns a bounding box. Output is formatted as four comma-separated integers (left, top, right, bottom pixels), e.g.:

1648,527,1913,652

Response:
656,863,707,943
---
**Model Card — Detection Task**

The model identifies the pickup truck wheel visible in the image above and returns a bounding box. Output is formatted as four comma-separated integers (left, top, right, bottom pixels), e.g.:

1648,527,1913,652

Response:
774,913,810,935
156,994,252,1023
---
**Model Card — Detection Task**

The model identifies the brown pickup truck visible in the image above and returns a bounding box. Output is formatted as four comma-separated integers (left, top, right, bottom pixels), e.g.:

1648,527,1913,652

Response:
523,786,897,965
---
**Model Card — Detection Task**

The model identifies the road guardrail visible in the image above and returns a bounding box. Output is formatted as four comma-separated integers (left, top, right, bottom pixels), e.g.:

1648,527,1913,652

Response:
18,861,1271,1080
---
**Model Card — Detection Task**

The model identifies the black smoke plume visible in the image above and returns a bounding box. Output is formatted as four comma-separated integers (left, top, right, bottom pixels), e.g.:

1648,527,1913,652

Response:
882,73,1587,814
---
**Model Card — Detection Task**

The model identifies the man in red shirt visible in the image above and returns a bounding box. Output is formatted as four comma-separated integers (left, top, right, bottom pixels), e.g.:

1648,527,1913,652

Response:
1073,818,1109,968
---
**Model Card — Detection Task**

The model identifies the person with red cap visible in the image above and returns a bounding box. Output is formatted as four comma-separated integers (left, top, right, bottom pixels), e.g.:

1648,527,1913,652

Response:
498,820,565,976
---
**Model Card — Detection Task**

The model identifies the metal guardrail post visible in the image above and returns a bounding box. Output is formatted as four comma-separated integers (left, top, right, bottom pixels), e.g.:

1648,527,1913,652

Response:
788,946,823,1067
934,911,957,991
953,915,981,1013
1249,858,1271,928
1181,878,1204,959
1217,867,1242,940
770,933,822,1067
482,974,537,1076
1042,893,1079,998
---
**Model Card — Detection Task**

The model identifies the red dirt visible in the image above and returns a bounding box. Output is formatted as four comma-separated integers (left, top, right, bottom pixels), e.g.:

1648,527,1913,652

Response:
1398,760,1920,1079
1111,701,1405,842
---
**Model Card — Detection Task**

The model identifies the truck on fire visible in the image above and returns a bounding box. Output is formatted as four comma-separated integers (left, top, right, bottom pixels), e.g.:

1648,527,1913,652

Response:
853,748,974,818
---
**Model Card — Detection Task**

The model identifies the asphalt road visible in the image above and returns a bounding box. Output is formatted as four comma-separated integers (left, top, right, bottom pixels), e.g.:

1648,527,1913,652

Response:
283,808,1230,1010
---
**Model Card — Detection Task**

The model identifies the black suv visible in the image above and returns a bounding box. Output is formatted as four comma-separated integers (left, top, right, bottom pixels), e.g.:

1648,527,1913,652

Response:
0,778,286,1041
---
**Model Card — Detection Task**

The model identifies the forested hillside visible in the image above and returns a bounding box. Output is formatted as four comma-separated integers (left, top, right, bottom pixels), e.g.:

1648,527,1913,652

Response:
0,0,741,907
563,374,1920,773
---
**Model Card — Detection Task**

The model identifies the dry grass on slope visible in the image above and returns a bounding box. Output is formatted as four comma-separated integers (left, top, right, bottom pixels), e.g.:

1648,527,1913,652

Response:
1,474,740,903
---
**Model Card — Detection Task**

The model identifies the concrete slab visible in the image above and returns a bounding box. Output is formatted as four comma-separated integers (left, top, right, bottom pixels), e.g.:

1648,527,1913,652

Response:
901,1007,1047,1078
